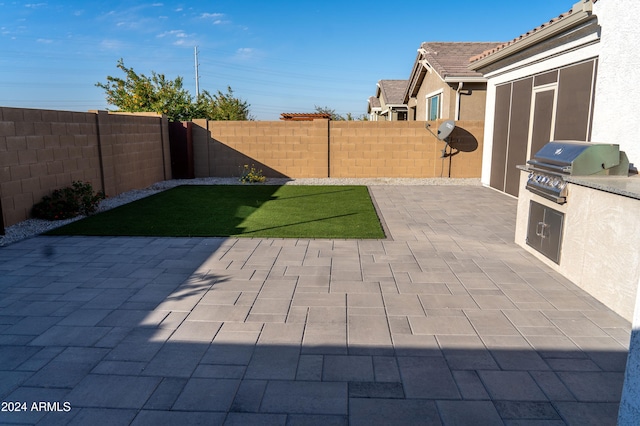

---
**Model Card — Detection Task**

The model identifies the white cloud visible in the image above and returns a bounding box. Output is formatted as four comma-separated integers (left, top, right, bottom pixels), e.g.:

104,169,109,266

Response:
157,29,187,38
200,12,230,25
101,5,166,31
156,29,195,47
233,47,260,61
200,12,224,19
36,38,53,43
1,26,17,38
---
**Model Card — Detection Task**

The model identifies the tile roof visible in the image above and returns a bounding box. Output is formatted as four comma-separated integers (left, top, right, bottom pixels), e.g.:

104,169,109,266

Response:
368,96,381,108
419,42,502,79
404,42,501,101
377,80,408,104
469,0,598,64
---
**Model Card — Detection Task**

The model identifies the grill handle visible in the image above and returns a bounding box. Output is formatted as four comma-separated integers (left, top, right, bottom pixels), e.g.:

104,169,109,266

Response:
527,159,571,174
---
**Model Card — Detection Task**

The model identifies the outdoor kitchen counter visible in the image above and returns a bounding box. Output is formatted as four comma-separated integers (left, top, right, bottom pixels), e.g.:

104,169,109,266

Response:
566,174,640,200
515,169,640,322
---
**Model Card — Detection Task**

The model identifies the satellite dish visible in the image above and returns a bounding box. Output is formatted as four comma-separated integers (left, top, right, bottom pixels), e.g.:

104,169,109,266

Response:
423,120,458,177
437,120,455,141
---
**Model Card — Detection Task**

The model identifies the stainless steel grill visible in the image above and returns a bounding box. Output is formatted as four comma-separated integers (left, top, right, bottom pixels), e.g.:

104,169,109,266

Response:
525,141,629,204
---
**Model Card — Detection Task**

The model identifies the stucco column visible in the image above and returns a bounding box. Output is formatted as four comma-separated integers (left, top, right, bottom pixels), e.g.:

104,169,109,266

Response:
591,0,640,164
618,276,640,424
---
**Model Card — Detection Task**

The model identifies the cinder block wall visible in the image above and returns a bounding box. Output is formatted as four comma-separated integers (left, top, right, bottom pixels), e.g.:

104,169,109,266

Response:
193,119,329,178
0,107,170,228
96,111,170,196
1,109,482,229
331,121,439,178
444,120,485,178
331,120,484,178
194,119,483,179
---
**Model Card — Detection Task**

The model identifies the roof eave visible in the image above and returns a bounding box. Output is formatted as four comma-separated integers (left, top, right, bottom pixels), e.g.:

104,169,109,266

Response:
469,1,594,71
444,76,488,84
403,54,428,102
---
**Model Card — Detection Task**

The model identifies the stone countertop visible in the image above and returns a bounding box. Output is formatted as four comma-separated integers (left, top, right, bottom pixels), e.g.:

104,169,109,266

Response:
565,174,640,200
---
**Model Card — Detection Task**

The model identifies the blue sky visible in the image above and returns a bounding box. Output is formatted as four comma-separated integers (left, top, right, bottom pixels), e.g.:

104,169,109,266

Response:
1,1,574,120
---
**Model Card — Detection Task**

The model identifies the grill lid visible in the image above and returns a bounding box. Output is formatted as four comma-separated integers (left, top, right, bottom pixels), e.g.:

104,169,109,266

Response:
527,140,625,175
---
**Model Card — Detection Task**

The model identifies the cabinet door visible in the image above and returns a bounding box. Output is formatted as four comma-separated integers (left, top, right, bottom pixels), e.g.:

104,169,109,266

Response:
526,201,564,264
539,207,563,264
526,201,546,251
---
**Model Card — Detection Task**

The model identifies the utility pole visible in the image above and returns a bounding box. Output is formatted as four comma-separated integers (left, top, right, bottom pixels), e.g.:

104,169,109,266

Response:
194,46,200,97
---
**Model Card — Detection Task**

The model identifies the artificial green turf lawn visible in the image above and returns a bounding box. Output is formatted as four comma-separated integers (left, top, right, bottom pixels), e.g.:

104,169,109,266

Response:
46,185,386,239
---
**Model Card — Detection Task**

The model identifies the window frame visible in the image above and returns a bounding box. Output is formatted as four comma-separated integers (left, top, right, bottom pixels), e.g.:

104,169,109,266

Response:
425,90,443,121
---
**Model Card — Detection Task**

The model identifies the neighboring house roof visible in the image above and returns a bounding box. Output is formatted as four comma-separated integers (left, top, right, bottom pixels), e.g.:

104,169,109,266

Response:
367,96,381,114
280,113,331,121
376,80,408,106
469,0,597,69
404,42,501,101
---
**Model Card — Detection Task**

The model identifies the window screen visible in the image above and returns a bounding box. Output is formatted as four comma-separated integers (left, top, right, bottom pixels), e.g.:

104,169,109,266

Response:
428,94,440,121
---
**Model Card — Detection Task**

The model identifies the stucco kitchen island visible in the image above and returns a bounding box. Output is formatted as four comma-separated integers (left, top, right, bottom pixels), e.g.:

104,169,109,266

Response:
514,170,640,424
515,171,640,322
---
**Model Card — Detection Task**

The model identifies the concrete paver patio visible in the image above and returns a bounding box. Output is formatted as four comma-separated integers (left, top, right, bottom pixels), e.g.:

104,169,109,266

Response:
0,185,631,425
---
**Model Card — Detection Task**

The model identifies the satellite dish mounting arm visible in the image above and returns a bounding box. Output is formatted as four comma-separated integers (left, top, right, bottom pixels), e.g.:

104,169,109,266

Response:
426,120,456,177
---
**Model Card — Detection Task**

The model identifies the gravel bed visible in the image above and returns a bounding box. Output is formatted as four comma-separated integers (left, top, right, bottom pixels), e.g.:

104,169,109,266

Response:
0,177,480,247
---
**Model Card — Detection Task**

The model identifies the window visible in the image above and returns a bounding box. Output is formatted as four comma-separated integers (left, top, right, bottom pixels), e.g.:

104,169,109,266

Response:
427,93,441,121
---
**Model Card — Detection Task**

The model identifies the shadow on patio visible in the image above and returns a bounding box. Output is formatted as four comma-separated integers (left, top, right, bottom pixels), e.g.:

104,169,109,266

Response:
0,185,631,425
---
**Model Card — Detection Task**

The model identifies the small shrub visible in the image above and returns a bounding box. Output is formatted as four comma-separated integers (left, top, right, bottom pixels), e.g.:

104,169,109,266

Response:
239,164,266,183
32,181,106,221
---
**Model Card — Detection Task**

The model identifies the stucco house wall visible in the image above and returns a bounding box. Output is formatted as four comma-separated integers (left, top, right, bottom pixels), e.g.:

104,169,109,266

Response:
591,0,640,168
413,77,453,122
457,83,487,121
412,79,488,122
404,42,498,123
475,0,640,191
472,1,601,190
588,1,640,423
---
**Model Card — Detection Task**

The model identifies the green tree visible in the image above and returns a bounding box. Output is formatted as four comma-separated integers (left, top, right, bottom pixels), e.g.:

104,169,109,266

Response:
96,59,252,121
344,112,369,121
194,87,253,121
314,105,343,121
